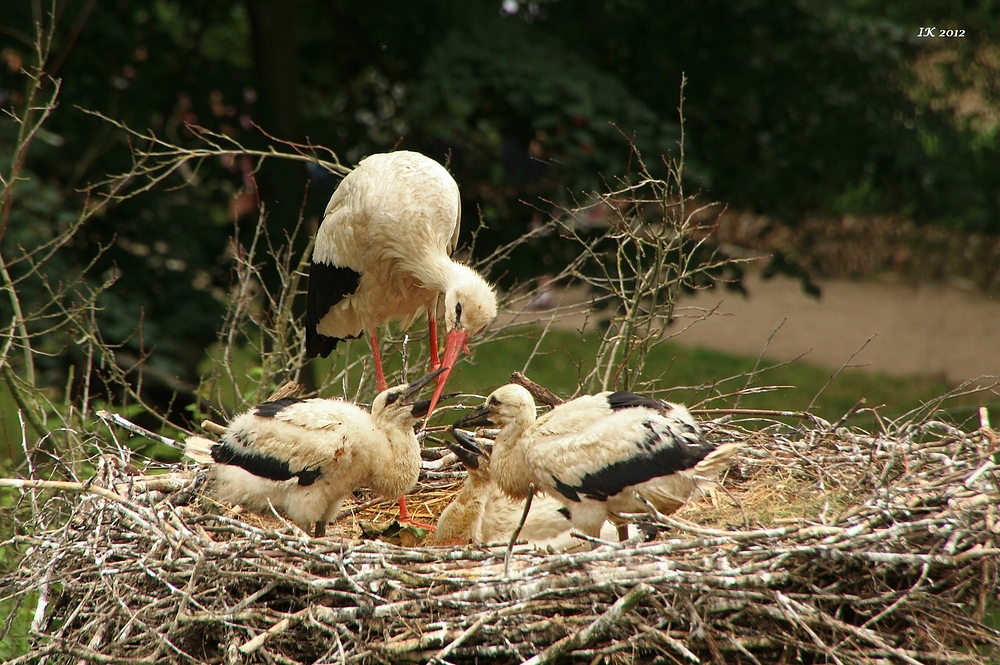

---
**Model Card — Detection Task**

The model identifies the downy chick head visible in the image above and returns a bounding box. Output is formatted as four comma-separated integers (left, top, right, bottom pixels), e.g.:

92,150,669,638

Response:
371,367,448,430
452,383,536,430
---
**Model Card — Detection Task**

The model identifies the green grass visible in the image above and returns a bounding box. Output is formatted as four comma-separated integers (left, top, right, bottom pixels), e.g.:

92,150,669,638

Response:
444,330,994,431
3,327,992,461
205,327,996,433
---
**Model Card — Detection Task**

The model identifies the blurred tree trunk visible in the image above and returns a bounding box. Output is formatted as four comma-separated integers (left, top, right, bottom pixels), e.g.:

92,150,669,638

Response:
245,0,319,388
245,0,307,218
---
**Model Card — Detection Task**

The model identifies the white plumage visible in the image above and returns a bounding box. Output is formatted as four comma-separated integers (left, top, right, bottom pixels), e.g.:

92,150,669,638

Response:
451,384,740,537
435,437,632,550
185,370,443,537
306,151,498,416
434,437,575,547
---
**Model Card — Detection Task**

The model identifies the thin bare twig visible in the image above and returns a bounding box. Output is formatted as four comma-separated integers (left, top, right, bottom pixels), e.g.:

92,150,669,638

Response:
97,410,181,450
505,483,535,578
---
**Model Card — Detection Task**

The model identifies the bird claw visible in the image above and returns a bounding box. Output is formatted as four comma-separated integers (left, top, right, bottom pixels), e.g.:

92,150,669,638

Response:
398,496,435,530
399,517,436,531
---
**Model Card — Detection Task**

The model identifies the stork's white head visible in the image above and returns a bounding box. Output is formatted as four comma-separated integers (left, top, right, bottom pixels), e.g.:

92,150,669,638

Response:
451,385,538,500
426,265,498,420
452,384,537,430
371,368,447,430
442,265,498,338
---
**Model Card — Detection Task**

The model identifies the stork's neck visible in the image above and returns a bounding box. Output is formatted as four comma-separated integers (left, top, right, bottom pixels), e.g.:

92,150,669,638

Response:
412,254,467,295
365,426,421,500
490,413,536,500
435,471,491,544
453,471,492,518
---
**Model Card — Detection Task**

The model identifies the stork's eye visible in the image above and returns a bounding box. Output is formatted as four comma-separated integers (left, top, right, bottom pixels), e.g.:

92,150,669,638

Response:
385,392,401,405
454,302,463,325
487,396,500,407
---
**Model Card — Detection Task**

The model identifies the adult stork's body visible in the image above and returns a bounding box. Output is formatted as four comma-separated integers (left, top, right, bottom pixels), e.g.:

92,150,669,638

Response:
306,151,497,416
452,384,740,537
185,370,443,536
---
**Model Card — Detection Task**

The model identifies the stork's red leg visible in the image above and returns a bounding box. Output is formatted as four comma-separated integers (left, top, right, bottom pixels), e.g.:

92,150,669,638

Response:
369,328,389,392
427,316,441,372
398,496,436,530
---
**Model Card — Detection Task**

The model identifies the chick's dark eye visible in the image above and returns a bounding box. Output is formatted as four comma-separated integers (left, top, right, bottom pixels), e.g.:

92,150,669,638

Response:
487,396,500,407
385,392,400,405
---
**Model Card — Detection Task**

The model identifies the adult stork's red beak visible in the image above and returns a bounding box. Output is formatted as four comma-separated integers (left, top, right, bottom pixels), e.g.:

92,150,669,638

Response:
424,328,469,423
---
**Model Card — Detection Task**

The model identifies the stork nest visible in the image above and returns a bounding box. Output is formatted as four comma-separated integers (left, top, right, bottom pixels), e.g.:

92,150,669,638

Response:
3,415,1000,664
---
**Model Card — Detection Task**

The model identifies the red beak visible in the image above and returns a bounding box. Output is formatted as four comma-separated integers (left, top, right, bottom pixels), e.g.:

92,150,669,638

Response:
425,328,469,423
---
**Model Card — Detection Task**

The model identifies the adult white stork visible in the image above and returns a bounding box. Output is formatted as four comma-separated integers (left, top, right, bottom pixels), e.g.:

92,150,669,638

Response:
306,150,498,419
184,369,444,536
451,384,740,537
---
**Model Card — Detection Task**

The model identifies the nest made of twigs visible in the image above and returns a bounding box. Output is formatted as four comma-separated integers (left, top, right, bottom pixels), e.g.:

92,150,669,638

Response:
3,414,1000,664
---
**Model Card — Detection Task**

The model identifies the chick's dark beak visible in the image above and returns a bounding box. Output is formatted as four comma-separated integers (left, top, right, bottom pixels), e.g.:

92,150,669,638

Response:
444,432,483,470
410,392,460,418
452,403,494,429
448,428,485,470
398,367,447,406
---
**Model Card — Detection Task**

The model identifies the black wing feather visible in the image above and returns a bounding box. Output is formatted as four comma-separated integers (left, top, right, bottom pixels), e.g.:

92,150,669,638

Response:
211,441,323,486
552,420,715,502
254,398,305,419
306,261,362,358
606,391,667,413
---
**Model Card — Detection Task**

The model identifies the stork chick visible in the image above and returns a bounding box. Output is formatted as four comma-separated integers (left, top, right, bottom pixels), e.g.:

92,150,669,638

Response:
434,437,576,547
185,369,444,537
451,384,740,537
437,436,639,549
306,150,498,420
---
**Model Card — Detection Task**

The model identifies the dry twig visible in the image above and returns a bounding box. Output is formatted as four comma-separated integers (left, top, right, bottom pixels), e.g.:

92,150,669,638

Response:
4,414,999,663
